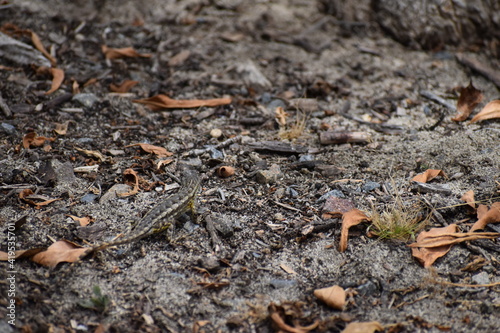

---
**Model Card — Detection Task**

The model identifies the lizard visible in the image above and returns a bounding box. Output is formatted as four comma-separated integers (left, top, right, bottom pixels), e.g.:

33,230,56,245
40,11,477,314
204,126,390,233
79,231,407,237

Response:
92,165,201,252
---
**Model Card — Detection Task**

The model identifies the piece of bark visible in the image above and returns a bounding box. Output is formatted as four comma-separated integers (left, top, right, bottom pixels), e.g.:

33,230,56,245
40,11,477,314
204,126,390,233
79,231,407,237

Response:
0,32,51,67
319,131,371,144
246,141,308,154
456,54,500,89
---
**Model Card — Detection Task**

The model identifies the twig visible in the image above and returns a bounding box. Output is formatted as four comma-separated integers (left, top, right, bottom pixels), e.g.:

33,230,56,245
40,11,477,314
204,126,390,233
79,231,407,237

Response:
0,92,12,117
420,90,456,112
183,135,242,157
456,54,500,89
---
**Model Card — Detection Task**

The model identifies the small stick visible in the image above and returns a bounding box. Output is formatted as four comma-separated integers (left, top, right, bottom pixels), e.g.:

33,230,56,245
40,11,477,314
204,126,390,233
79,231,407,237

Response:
420,90,456,112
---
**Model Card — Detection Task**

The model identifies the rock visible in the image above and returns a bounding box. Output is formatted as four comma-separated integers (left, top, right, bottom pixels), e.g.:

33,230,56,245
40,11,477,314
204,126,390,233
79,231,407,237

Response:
472,272,490,285
72,93,99,108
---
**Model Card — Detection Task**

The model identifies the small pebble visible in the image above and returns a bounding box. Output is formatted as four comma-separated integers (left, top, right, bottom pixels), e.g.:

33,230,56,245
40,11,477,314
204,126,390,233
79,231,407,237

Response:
210,128,222,139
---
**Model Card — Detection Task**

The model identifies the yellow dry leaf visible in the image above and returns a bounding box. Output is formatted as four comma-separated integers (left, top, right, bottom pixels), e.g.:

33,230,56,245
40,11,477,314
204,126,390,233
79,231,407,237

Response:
470,100,500,123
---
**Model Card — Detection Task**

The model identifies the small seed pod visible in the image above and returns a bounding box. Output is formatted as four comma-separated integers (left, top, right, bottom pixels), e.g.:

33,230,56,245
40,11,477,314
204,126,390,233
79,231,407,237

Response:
217,166,235,178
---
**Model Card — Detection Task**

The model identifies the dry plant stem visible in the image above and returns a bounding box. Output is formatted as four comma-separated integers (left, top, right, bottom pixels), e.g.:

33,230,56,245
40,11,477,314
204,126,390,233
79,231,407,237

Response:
420,90,457,112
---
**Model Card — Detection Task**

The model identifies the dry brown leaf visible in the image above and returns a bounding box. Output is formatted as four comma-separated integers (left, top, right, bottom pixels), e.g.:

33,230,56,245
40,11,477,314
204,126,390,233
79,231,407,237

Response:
477,204,489,220
30,31,57,66
460,190,476,210
339,209,371,252
409,231,499,247
411,169,446,183
126,143,173,158
67,215,92,227
22,132,56,149
280,263,297,275
133,94,231,110
275,106,288,126
45,67,64,95
313,285,346,310
470,100,500,123
0,248,45,261
342,321,384,333
118,168,140,197
410,224,457,267
168,50,191,67
101,45,151,59
54,120,70,135
109,80,139,93
451,81,483,122
470,202,500,232
32,240,91,268
269,303,319,333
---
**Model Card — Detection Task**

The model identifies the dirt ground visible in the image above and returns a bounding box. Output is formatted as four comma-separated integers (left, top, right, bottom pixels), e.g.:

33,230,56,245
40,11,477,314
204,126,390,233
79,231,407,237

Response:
1,1,499,332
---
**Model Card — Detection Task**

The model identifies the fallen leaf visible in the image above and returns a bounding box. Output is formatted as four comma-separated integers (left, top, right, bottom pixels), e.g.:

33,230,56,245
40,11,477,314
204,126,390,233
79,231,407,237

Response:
101,45,151,59
30,31,57,66
269,303,319,333
67,215,92,227
339,209,371,252
126,143,173,158
275,106,288,126
410,224,457,267
54,120,71,135
410,225,499,267
342,321,384,333
411,169,446,183
168,50,191,67
45,67,64,95
22,132,56,149
109,80,139,93
118,168,140,197
0,248,45,261
314,285,346,310
280,263,297,275
470,100,500,123
477,204,489,220
133,94,231,110
470,202,500,232
451,81,483,122
460,190,476,210
32,240,91,267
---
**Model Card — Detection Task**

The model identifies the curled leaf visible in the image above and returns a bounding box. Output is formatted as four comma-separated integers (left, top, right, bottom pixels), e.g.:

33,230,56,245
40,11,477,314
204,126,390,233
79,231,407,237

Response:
410,224,457,267
22,132,56,149
339,209,371,252
470,202,500,232
470,100,500,123
451,81,483,122
109,80,139,93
